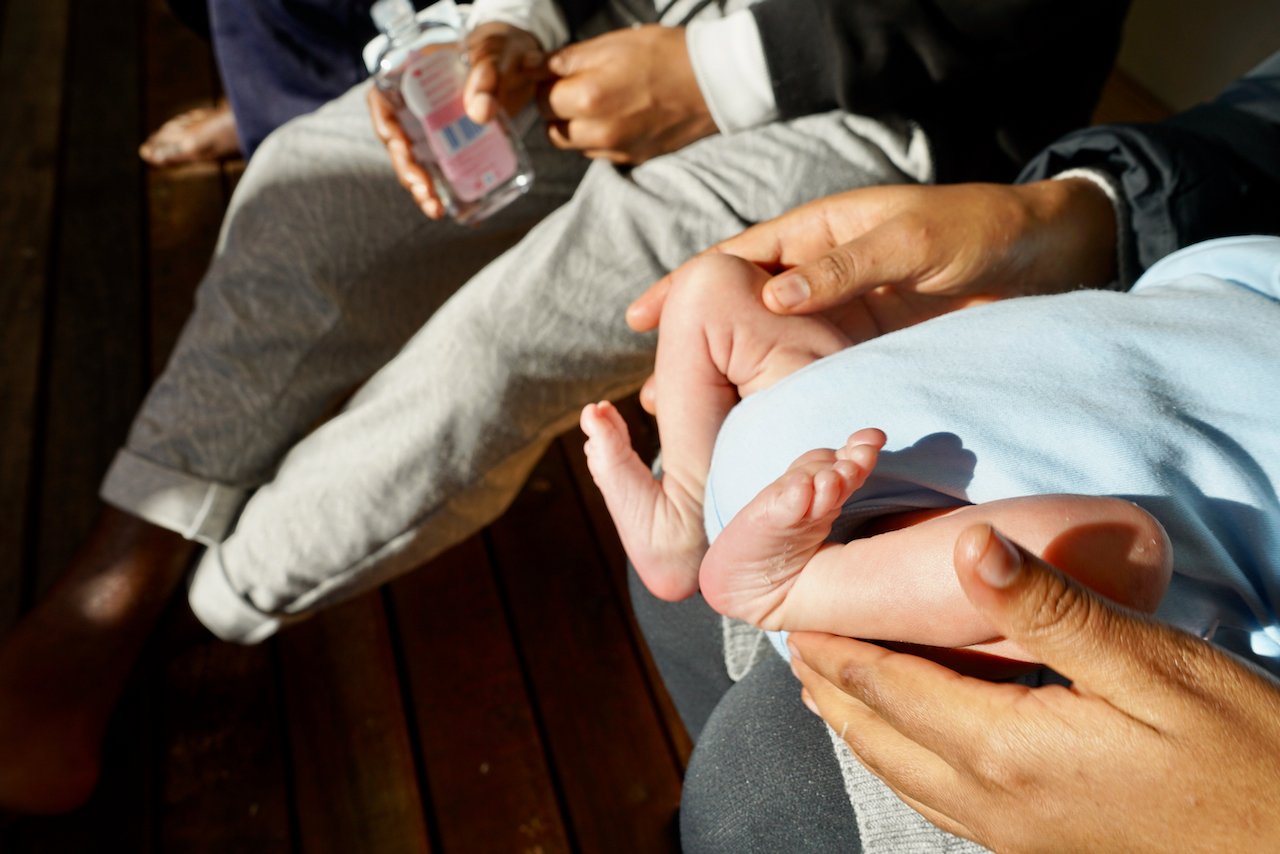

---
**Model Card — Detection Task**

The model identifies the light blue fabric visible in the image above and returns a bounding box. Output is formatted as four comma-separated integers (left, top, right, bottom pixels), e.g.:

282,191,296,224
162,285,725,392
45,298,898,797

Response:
705,236,1280,671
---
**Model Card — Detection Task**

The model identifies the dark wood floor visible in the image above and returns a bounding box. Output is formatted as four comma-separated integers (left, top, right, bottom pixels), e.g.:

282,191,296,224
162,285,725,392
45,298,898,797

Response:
1,0,1170,849
1,0,688,850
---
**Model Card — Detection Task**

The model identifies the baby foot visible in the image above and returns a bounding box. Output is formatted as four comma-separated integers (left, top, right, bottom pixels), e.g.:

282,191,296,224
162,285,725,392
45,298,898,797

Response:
581,401,707,601
700,428,885,628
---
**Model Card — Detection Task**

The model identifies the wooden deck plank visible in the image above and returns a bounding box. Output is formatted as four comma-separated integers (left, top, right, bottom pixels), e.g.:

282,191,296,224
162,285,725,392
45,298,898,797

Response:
0,0,70,632
279,595,432,854
1092,68,1173,126
7,1,160,851
157,630,295,853
136,6,301,851
31,0,148,594
488,447,683,852
390,536,571,854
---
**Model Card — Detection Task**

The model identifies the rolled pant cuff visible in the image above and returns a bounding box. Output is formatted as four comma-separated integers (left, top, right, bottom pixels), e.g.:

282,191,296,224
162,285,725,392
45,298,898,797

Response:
188,546,304,644
99,449,248,544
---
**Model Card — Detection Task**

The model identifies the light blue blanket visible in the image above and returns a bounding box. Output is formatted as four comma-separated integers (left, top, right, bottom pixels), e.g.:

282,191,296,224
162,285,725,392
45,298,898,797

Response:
706,236,1280,671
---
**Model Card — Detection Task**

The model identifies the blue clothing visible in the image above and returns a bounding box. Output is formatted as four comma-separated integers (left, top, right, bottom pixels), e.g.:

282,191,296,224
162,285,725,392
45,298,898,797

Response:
706,236,1280,671
206,0,382,156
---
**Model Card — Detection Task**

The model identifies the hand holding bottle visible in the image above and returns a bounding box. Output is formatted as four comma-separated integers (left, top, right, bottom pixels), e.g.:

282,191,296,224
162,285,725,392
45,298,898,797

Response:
369,3,537,223
369,85,449,218
463,22,548,125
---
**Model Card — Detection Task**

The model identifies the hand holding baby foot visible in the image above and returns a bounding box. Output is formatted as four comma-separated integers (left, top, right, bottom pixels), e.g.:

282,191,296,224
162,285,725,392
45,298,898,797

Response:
700,429,885,627
581,401,708,600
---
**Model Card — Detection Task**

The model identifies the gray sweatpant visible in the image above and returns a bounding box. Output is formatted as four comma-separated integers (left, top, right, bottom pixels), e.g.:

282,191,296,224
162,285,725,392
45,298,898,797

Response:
102,79,932,642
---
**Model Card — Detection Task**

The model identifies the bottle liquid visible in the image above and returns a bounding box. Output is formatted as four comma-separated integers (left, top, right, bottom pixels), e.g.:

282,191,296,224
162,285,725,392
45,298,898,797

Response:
371,0,534,225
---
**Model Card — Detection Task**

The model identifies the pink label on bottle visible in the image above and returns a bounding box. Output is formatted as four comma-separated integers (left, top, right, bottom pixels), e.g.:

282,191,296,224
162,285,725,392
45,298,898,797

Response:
401,48,518,203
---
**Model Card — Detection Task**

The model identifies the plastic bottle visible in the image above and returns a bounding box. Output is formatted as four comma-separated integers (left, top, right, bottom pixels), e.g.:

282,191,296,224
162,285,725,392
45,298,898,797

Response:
371,0,534,225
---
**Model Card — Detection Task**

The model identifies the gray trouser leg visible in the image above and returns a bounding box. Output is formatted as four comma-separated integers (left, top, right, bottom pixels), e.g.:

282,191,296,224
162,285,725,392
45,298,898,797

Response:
628,565,732,743
101,81,587,540
172,105,929,640
680,651,863,853
631,562,862,850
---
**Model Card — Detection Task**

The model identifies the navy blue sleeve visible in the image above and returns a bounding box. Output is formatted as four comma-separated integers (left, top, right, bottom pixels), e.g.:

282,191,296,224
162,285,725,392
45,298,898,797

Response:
1019,52,1280,279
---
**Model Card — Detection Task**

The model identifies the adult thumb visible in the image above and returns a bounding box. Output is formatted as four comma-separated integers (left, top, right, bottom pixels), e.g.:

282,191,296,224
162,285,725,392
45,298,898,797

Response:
952,524,1161,693
762,226,923,315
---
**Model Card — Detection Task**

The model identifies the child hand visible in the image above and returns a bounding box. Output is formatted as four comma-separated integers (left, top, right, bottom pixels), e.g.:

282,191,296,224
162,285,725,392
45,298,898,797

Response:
464,23,548,124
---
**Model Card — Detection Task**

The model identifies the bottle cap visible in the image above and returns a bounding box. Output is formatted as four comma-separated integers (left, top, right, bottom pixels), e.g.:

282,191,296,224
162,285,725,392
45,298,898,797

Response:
371,0,417,34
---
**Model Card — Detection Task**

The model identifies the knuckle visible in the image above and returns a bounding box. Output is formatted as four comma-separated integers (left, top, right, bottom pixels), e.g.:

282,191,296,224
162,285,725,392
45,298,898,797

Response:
969,731,1036,794
813,250,859,291
596,124,626,151
576,84,606,114
833,658,874,700
1025,575,1097,643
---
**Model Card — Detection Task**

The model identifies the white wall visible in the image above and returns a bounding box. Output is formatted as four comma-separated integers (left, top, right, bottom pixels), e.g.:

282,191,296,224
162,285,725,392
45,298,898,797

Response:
1118,0,1280,109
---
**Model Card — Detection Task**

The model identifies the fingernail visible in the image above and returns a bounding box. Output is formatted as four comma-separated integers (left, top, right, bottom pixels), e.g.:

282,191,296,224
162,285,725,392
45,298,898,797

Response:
800,689,820,715
786,638,804,664
973,525,1022,589
469,93,493,122
768,274,811,309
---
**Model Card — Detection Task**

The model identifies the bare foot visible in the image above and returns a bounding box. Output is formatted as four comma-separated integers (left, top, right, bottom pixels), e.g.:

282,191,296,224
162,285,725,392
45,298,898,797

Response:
139,99,241,167
581,400,706,601
0,509,194,813
700,429,885,627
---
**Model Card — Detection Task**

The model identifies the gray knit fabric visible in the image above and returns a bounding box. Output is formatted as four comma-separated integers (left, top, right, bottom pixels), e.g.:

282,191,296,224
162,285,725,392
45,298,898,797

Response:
827,728,990,854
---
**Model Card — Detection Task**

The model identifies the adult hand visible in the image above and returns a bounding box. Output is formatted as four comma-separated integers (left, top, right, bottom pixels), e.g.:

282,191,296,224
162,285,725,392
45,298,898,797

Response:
790,524,1280,852
368,23,546,218
627,179,1118,333
540,25,716,164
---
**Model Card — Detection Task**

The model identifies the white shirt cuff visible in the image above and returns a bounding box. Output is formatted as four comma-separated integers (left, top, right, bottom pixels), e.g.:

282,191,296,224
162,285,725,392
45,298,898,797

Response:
467,0,569,52
686,10,778,134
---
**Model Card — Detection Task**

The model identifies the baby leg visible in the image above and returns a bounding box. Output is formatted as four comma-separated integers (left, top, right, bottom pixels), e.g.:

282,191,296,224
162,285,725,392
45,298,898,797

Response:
699,429,886,624
582,254,851,601
582,398,711,601
759,491,1173,662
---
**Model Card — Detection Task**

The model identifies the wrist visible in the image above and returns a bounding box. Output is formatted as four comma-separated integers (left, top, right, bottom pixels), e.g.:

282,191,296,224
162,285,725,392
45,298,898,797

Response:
1014,177,1118,293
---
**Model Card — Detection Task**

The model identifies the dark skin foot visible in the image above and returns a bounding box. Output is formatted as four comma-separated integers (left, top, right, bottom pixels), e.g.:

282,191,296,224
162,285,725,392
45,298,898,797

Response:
139,98,241,167
0,508,195,813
